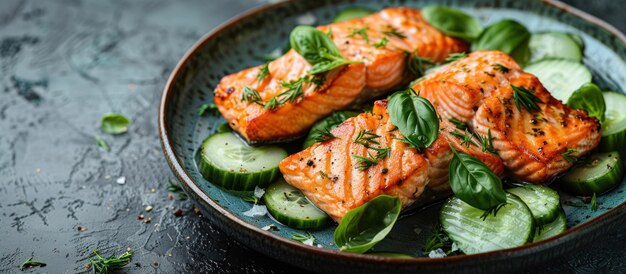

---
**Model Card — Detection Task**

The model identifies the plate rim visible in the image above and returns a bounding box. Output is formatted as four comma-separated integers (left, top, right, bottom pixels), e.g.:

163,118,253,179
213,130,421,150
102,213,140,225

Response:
158,0,626,266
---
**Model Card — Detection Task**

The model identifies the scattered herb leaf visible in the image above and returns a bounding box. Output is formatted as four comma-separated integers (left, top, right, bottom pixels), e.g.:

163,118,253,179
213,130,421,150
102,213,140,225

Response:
197,103,218,116
100,113,131,135
476,129,497,155
561,148,579,163
292,232,317,245
95,136,110,152
373,37,389,48
348,27,370,43
257,63,270,82
167,180,188,201
450,129,478,148
88,248,133,274
241,86,264,106
445,52,467,62
591,193,598,211
243,196,260,204
511,85,543,113
353,147,390,171
405,51,435,77
382,28,407,38
492,63,510,73
19,257,46,270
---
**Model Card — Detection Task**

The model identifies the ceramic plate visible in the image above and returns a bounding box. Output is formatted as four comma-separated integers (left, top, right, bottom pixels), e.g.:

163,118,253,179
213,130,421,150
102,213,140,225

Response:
159,0,626,272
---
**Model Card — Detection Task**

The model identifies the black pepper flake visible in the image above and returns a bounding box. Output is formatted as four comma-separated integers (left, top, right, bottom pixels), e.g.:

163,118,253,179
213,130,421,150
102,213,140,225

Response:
381,168,389,174
306,160,314,166
226,87,235,94
174,208,184,217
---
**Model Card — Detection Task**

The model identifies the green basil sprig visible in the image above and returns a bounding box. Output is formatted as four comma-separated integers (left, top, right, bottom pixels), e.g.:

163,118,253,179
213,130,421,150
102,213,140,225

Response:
567,83,606,123
289,25,361,75
334,195,401,253
448,145,506,211
422,6,483,42
472,20,531,65
387,89,439,149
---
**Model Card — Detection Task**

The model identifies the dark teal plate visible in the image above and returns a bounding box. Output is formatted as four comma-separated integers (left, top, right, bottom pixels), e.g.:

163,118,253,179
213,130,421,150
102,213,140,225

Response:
159,0,626,272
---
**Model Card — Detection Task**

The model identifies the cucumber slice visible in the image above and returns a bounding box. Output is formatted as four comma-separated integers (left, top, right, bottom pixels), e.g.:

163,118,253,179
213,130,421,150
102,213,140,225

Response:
507,185,560,225
533,209,567,242
529,32,583,63
333,7,374,23
197,132,287,191
559,152,624,196
599,92,626,155
524,59,592,102
567,33,585,49
263,180,331,230
440,194,535,254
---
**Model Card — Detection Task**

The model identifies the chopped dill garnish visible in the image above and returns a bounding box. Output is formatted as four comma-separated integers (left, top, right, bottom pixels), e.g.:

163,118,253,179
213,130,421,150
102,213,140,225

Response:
311,127,338,143
241,86,264,106
405,50,434,76
492,63,510,73
373,37,389,49
354,129,381,147
88,248,133,274
476,129,497,155
511,85,543,113
561,148,579,163
348,27,369,43
19,257,46,270
450,129,478,148
445,52,467,62
448,117,468,130
382,28,407,38
480,203,507,221
257,63,270,82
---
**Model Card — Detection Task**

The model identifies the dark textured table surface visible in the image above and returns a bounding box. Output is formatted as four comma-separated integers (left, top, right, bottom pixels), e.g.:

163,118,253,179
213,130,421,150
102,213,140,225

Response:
1,0,624,273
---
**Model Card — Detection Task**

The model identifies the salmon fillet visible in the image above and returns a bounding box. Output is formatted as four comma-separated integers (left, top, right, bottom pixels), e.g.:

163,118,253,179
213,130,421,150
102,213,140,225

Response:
279,101,429,221
214,7,468,143
413,50,601,183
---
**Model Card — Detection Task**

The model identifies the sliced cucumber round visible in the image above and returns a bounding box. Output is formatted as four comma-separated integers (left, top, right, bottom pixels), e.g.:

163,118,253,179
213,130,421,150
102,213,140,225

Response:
599,92,626,155
507,185,561,225
263,180,331,230
197,132,287,191
567,33,585,49
524,59,592,102
559,152,624,196
333,7,374,23
533,209,567,242
529,32,583,63
440,194,535,255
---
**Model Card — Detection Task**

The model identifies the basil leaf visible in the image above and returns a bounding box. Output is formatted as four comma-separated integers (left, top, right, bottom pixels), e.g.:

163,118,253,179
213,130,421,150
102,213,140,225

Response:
334,195,401,253
100,113,131,134
472,20,531,65
303,111,359,148
290,25,342,65
567,83,606,122
448,146,506,210
387,90,439,149
422,6,482,41
289,25,360,75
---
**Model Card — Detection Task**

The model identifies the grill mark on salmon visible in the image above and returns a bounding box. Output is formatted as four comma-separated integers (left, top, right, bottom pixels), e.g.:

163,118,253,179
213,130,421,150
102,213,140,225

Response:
279,100,429,221
214,7,468,143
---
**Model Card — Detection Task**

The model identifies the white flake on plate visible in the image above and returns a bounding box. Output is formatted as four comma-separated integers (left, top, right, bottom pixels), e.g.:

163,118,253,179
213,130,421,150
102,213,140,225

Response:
262,224,277,231
243,204,267,217
254,186,265,198
296,12,317,25
116,176,126,184
428,248,447,258
451,242,459,252
302,237,315,246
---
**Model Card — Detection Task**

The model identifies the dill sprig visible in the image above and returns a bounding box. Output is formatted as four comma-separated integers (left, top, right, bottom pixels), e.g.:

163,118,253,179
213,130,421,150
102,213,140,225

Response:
265,77,307,110
422,226,457,256
353,147,390,171
257,63,270,82
448,117,468,130
511,85,543,113
476,129,497,155
292,232,316,244
354,129,381,147
561,148,579,163
241,86,264,106
19,257,46,270
492,63,510,73
445,52,467,62
348,27,369,43
382,28,407,38
88,248,133,274
480,202,507,221
167,180,188,200
450,129,478,148
311,127,337,143
373,37,389,49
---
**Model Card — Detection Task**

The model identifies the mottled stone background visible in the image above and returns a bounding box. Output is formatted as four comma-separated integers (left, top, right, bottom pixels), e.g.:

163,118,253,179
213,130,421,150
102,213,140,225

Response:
0,0,623,273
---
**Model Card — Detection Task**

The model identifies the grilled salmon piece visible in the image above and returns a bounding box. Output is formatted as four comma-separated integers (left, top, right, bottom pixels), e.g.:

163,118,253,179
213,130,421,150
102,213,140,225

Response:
413,50,601,183
279,100,429,221
214,50,366,143
424,119,504,192
215,7,468,143
473,73,601,183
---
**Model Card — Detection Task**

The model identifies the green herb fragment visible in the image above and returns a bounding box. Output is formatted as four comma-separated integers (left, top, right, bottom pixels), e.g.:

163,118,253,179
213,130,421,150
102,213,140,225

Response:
167,180,188,201
334,195,401,253
290,25,361,75
405,51,434,77
591,193,598,211
450,129,478,148
95,136,110,152
567,83,606,123
472,20,531,65
19,257,46,270
373,37,389,49
100,113,131,135
88,248,133,274
354,129,381,147
480,202,507,220
511,85,543,113
492,63,510,73
448,144,506,211
292,232,317,245
382,28,407,38
387,89,439,149
348,27,370,43
197,103,218,116
353,147,390,171
448,117,468,130
241,86,264,106
476,129,497,155
257,63,270,82
561,148,579,163
564,200,586,208
311,127,337,143
422,226,457,256
265,77,307,110
422,6,483,41
445,52,467,62
242,196,260,204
